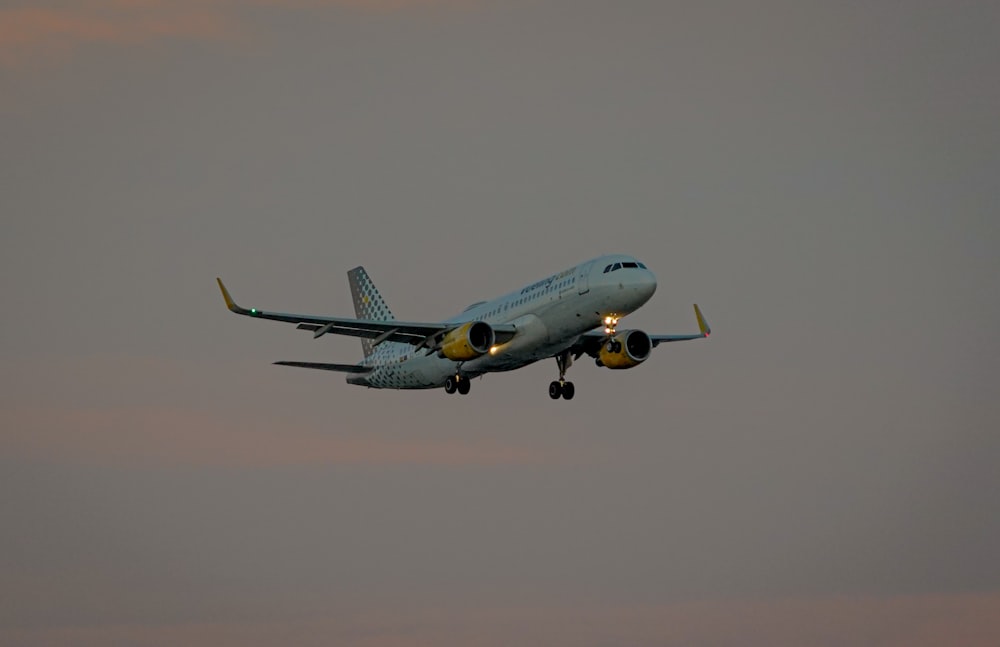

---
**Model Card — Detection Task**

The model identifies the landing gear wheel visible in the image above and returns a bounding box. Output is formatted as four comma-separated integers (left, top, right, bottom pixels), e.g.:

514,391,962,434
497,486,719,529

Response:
551,350,577,400
457,378,471,395
444,377,457,394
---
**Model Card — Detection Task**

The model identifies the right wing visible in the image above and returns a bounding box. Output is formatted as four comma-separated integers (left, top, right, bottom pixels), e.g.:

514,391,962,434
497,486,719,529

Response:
216,278,516,348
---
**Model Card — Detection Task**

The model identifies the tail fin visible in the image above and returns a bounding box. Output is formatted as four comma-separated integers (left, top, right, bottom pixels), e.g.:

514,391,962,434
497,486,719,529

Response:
348,266,396,358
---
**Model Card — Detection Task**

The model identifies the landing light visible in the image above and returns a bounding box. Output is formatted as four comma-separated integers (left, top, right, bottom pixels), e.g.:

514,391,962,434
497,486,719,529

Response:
489,346,499,355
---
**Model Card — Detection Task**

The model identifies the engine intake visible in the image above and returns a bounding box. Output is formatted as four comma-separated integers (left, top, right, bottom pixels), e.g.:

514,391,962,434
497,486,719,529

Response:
439,321,495,361
597,329,652,369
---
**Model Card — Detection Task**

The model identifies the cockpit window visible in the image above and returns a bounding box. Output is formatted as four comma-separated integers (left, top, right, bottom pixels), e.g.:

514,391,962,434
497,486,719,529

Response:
612,262,621,271
603,264,613,273
637,262,647,269
622,262,638,268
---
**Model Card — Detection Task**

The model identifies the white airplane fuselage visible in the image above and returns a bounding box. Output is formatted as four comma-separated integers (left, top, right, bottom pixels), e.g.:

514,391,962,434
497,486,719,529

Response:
349,254,656,389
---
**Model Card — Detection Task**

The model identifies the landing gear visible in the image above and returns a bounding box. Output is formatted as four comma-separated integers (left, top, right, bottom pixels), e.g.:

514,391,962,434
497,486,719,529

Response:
549,380,575,400
549,350,576,400
445,375,471,395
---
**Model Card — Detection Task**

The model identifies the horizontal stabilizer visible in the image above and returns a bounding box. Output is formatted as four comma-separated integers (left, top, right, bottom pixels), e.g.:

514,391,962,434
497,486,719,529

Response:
274,361,372,373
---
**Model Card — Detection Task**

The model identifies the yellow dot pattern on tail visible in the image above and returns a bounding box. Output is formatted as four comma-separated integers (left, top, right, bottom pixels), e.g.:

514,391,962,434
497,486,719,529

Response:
348,266,395,358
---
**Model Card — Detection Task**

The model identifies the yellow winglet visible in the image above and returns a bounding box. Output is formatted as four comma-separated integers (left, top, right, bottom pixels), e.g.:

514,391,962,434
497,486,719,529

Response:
694,304,711,337
216,278,253,315
217,278,237,310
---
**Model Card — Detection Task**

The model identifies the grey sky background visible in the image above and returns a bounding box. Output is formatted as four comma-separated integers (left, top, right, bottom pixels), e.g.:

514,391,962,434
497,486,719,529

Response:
2,1,999,645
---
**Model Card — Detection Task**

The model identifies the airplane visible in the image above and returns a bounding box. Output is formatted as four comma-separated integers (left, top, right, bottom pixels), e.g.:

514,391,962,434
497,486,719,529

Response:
216,254,710,400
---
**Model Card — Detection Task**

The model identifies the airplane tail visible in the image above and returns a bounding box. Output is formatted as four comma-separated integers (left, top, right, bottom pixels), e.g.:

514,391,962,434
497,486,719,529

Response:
348,266,395,358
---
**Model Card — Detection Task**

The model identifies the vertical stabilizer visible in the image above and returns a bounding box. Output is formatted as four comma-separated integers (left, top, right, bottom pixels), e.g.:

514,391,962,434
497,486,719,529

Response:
348,266,396,358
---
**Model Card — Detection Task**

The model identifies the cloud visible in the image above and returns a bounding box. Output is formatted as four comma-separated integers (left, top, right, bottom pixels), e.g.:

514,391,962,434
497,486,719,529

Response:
1,404,550,467
3,593,1000,647
0,0,464,68
0,3,240,68
0,353,562,468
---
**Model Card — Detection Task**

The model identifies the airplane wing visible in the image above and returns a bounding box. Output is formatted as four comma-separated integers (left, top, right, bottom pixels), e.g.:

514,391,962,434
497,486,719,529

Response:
570,304,711,357
647,303,711,347
217,278,516,348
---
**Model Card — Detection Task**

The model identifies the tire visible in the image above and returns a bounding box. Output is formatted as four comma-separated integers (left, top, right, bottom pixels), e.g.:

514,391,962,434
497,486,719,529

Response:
445,377,457,394
548,381,562,399
457,379,471,395
561,382,575,400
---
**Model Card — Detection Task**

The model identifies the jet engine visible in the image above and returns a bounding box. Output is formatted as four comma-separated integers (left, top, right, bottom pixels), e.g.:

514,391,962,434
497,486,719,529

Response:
439,321,495,361
596,329,652,369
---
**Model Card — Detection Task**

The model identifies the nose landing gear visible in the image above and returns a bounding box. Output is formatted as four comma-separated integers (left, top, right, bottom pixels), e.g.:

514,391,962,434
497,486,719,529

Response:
548,350,575,400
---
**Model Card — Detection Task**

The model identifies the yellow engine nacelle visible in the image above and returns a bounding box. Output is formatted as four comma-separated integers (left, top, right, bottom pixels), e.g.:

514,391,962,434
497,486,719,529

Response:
439,321,495,361
597,329,652,369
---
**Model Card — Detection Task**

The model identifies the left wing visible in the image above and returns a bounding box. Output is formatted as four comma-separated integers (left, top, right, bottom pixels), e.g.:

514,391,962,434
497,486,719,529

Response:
647,303,711,347
217,278,516,348
570,304,711,357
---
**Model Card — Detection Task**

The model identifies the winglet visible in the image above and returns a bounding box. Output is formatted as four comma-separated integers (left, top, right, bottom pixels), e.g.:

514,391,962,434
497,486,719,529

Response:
216,278,252,315
694,304,711,337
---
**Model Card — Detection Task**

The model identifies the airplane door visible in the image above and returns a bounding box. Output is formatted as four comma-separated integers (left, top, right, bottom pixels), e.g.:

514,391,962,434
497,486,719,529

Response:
576,261,593,295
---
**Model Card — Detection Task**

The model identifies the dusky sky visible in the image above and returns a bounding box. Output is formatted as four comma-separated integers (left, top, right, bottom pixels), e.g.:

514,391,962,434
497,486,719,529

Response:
2,2,999,645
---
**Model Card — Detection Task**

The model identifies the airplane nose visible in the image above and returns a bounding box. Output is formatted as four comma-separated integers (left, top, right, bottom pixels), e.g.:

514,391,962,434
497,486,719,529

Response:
636,270,657,303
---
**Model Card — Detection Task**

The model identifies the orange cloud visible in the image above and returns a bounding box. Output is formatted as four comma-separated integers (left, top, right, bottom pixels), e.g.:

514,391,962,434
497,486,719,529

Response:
2,405,551,467
0,0,468,68
0,4,240,68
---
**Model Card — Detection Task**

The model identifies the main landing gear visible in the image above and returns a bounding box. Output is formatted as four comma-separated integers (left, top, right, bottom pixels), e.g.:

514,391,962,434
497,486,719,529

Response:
444,374,471,395
549,350,575,400
549,380,575,400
